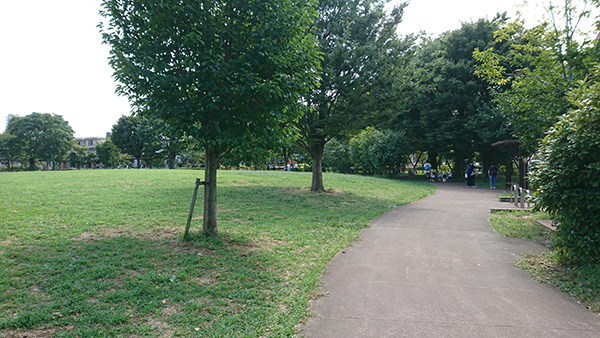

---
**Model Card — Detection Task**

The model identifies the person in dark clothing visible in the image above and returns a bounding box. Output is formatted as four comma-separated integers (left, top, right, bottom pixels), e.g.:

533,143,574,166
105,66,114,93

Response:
488,162,498,189
466,161,476,188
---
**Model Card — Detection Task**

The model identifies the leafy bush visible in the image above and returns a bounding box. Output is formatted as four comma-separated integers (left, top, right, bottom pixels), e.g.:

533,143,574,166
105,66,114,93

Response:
349,127,380,174
347,127,411,175
530,75,600,262
369,130,411,174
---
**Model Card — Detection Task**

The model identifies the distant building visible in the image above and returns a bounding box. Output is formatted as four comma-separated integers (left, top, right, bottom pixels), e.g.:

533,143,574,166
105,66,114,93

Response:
75,132,110,153
5,114,20,131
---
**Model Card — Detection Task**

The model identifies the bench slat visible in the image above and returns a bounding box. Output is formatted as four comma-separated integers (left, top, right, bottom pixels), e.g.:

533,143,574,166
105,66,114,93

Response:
536,219,557,231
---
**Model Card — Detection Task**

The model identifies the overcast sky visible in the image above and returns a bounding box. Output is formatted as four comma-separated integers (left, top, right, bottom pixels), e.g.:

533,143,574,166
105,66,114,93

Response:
0,0,595,137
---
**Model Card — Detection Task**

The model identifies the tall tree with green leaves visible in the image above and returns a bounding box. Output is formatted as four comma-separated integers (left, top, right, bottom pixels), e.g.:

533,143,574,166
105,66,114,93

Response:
68,142,90,169
0,132,22,172
101,0,321,235
6,113,74,170
393,17,511,177
96,138,124,168
474,0,599,151
110,115,160,168
299,0,414,191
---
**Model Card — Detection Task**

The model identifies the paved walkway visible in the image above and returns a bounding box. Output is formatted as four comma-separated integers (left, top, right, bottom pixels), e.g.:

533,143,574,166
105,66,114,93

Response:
300,183,600,337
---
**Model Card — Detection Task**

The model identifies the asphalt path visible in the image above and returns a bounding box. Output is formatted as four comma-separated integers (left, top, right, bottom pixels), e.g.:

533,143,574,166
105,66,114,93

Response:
299,183,600,337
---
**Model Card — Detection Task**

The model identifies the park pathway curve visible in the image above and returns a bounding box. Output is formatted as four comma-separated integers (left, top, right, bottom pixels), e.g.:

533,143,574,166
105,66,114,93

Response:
299,183,600,338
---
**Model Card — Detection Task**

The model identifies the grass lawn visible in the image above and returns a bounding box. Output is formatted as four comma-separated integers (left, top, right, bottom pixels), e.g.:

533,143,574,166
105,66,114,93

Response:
0,169,435,337
489,211,600,314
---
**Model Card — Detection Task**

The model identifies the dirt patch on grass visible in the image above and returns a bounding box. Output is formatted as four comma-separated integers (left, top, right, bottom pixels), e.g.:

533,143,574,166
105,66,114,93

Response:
1,326,73,338
106,268,144,288
0,238,15,246
161,303,181,317
251,236,286,251
140,305,180,338
137,228,181,240
72,226,182,242
190,276,218,285
72,228,128,241
29,285,43,296
291,187,343,194
143,317,173,338
71,227,219,258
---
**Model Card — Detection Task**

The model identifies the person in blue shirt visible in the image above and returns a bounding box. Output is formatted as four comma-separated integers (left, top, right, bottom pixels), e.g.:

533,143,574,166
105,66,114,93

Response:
488,162,498,189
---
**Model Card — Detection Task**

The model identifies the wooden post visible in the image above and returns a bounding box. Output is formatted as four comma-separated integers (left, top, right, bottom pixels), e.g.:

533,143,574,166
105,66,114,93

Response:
184,178,205,239
518,147,525,189
519,187,524,208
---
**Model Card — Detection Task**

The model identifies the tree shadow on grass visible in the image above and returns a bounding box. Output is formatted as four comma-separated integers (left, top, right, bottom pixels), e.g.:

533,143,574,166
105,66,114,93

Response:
1,232,281,337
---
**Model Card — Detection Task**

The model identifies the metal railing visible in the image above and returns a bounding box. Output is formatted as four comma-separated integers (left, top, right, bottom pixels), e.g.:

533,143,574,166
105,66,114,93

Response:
511,184,531,209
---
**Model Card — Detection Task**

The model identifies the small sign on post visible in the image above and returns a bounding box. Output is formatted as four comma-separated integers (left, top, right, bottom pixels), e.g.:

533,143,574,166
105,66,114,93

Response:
184,178,207,239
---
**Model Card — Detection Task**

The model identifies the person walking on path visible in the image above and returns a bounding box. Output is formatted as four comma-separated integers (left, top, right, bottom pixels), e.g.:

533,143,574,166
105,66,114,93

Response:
424,162,431,182
466,160,476,188
488,162,498,189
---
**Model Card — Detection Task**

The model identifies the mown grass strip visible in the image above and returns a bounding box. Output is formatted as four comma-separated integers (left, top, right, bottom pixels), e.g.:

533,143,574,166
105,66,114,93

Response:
0,169,435,337
488,210,555,242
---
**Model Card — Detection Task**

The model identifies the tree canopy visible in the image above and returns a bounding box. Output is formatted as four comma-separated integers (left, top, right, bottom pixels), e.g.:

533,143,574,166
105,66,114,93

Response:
298,0,414,191
391,17,512,177
474,1,599,151
0,131,22,172
110,115,161,168
100,0,321,235
6,113,74,170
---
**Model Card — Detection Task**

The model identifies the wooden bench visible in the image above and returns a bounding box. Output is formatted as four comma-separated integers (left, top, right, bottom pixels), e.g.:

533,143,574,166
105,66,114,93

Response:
536,219,558,231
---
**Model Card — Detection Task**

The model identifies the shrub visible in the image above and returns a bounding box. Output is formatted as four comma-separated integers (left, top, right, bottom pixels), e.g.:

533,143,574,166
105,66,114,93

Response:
530,75,600,262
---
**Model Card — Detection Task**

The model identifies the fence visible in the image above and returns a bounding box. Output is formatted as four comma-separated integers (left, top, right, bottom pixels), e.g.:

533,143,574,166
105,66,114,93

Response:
510,183,531,209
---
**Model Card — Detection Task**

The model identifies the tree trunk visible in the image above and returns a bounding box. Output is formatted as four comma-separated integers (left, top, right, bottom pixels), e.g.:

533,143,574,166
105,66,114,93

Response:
309,142,325,192
481,159,488,182
203,148,219,236
454,157,467,182
429,152,438,171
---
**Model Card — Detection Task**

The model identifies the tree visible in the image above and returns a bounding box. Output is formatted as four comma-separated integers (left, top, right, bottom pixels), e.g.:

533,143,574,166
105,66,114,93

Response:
157,132,186,169
346,127,410,175
474,1,598,151
393,17,511,178
369,129,411,175
110,115,160,168
101,0,321,235
298,0,414,191
6,113,74,170
87,152,99,168
530,73,600,262
349,127,379,174
68,142,90,169
96,138,123,168
323,138,353,173
0,132,22,172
